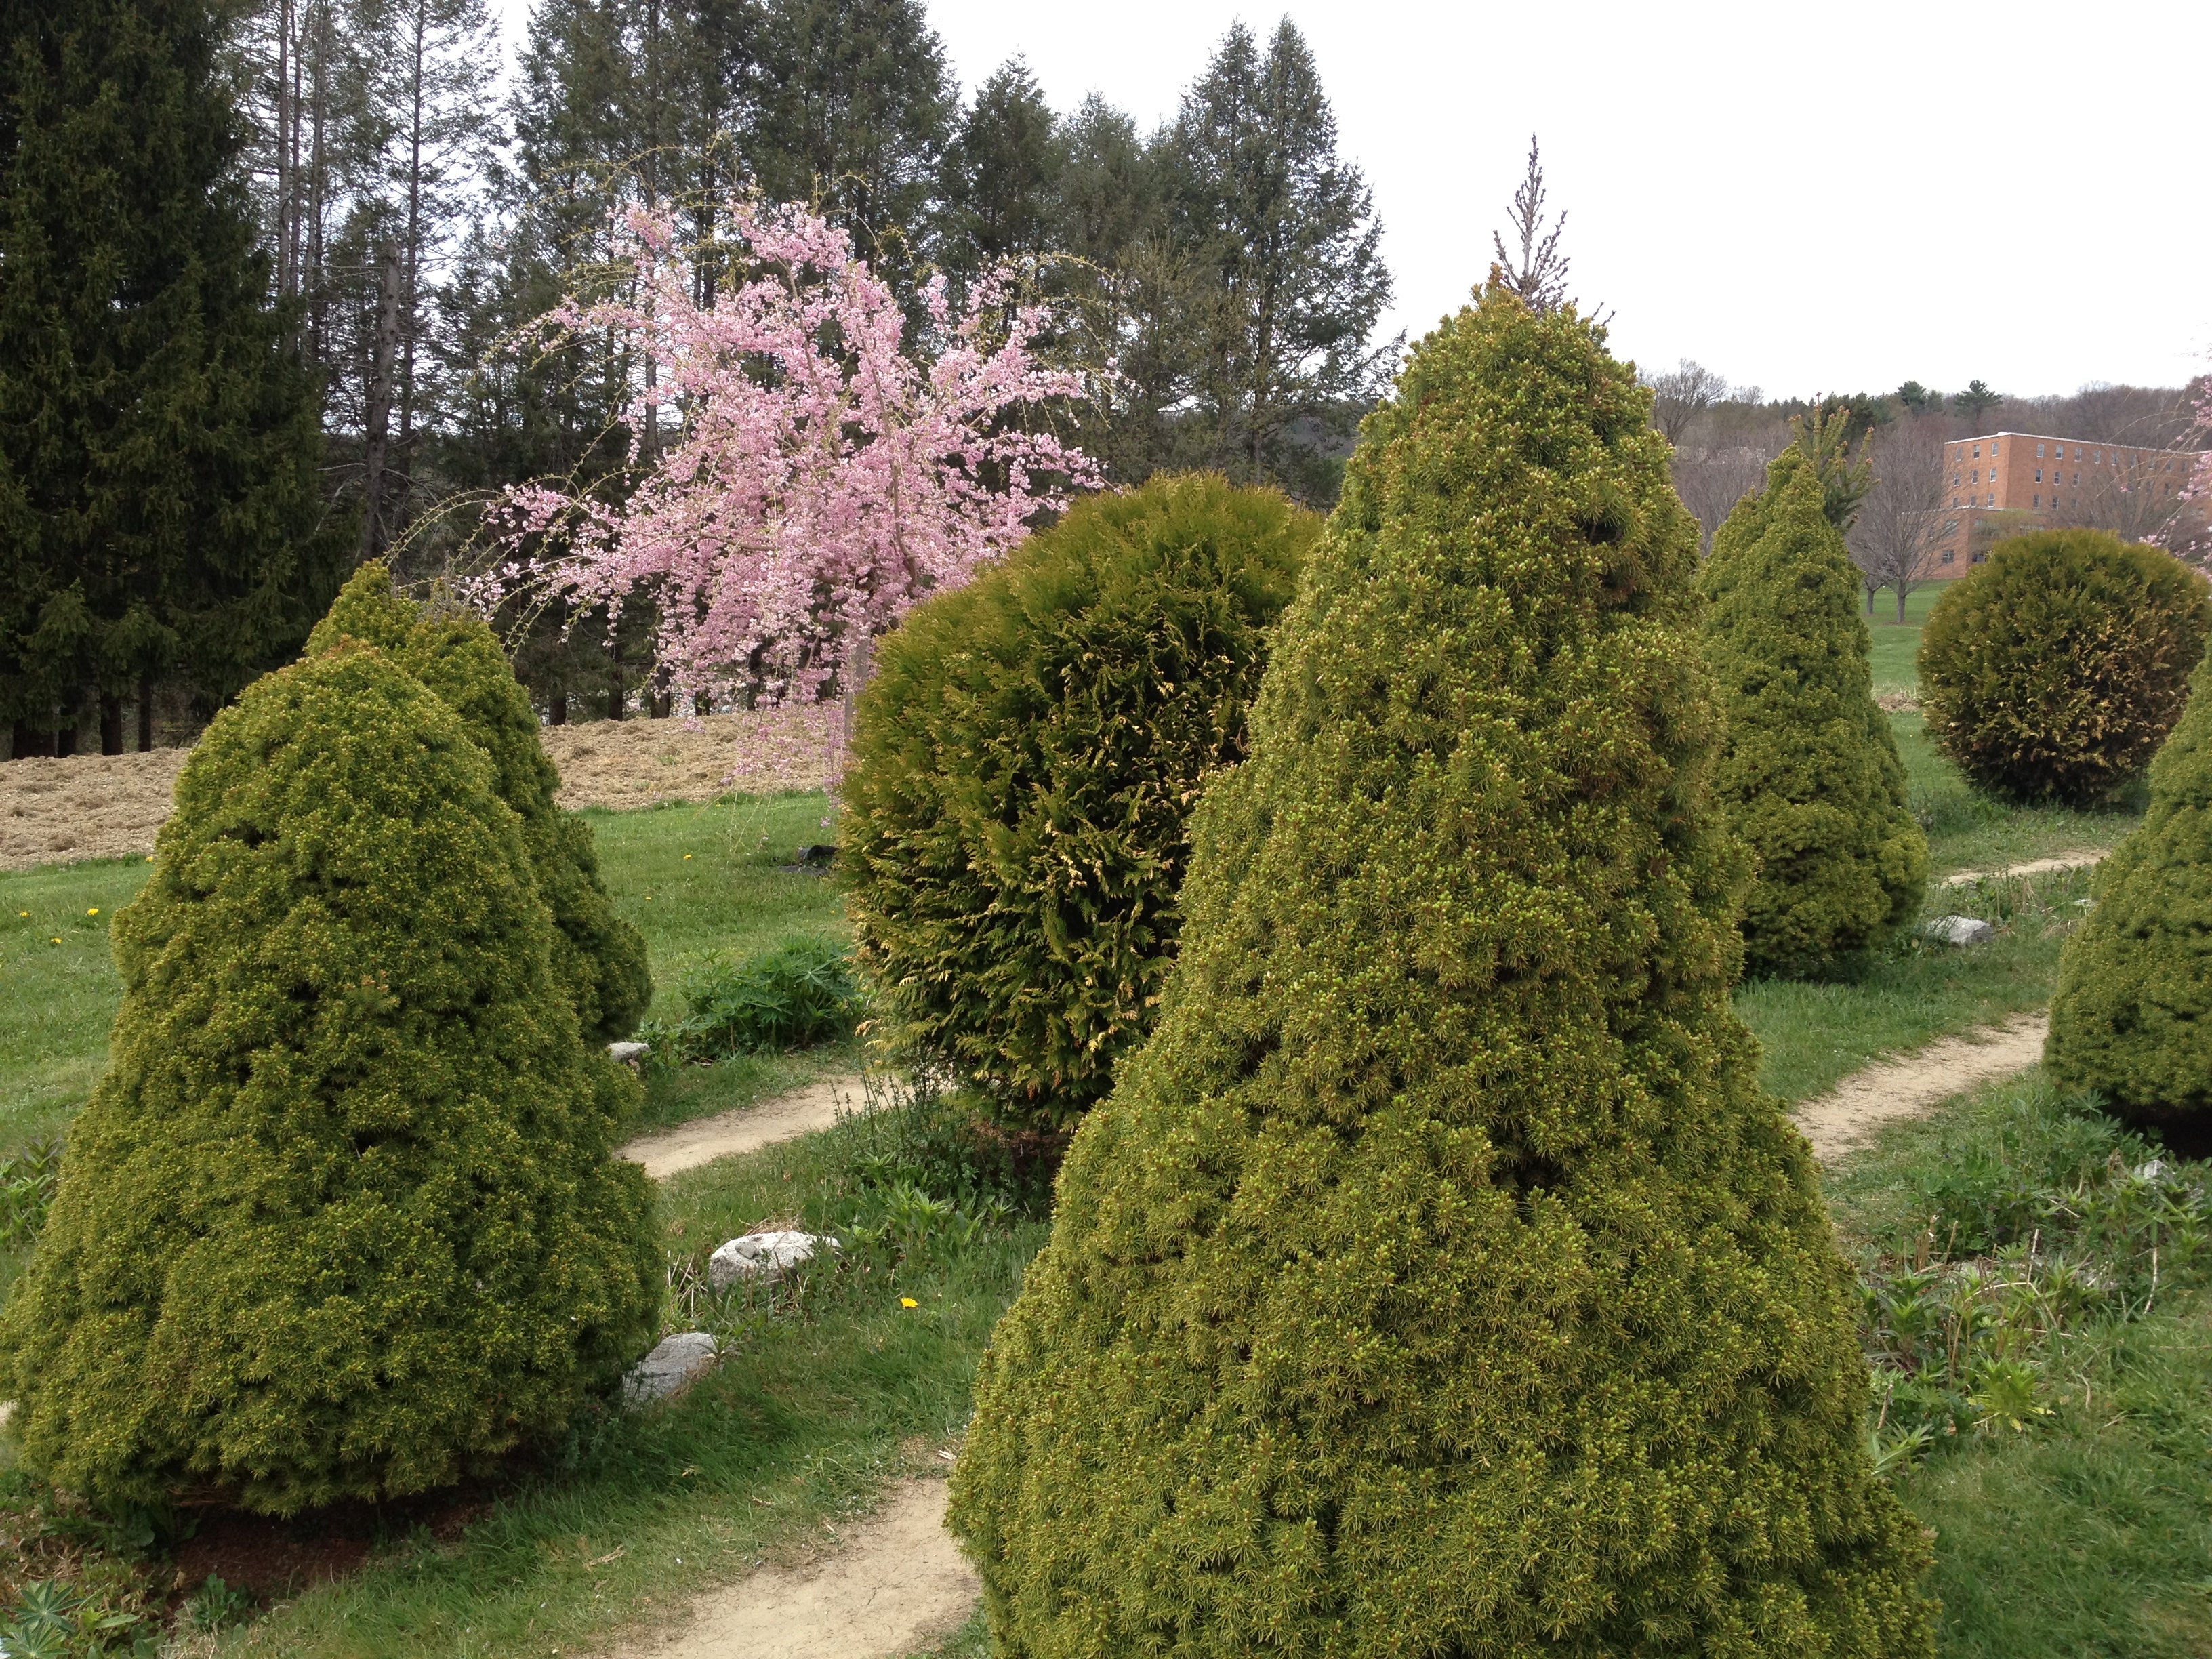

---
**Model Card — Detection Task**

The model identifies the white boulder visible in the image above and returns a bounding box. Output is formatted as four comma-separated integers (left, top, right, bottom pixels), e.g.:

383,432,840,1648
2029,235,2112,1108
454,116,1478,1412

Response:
607,1040,650,1063
1924,914,1994,947
708,1229,838,1289
622,1332,718,1408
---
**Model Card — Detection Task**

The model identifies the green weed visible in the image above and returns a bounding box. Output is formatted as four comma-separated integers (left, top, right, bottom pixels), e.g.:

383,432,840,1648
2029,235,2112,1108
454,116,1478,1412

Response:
642,937,861,1065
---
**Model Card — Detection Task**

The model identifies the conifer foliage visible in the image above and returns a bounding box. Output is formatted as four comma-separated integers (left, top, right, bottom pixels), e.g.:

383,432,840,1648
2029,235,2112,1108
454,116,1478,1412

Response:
842,474,1313,1130
1699,449,1927,977
307,563,652,1040
1919,529,2211,805
2047,656,2212,1133
949,293,1934,1656
0,648,659,1513
0,0,343,756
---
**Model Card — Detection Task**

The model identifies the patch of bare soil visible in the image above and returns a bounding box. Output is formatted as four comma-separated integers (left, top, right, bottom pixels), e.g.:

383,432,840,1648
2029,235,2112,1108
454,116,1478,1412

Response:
0,749,187,869
1874,691,1919,712
605,1477,977,1659
0,705,842,871
1939,850,2107,888
168,1488,491,1607
619,1076,862,1180
1793,1012,2049,1165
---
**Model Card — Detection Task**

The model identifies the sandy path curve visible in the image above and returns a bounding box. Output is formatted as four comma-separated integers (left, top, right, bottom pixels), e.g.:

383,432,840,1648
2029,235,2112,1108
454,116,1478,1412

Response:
619,1076,863,1180
607,1479,977,1659
1792,1012,2049,1164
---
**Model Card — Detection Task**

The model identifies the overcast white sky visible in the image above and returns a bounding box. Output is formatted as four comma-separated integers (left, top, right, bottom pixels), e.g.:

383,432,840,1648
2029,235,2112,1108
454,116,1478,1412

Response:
498,0,2212,401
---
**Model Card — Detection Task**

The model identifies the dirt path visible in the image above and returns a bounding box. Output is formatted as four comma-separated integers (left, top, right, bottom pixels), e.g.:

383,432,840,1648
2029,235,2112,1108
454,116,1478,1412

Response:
1792,1012,2049,1164
619,1076,862,1180
608,1479,977,1659
1939,851,2106,888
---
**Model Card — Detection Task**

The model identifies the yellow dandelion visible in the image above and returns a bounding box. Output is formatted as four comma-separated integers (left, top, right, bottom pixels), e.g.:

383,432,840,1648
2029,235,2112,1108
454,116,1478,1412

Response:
50,937,62,945
683,853,693,860
145,855,155,862
900,1297,918,1309
87,907,99,916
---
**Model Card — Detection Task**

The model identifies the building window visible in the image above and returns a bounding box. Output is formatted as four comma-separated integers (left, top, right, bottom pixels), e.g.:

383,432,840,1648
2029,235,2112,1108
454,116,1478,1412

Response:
2034,469,2043,482
1942,549,1956,564
1973,444,1981,457
1942,520,1959,537
2034,495,2041,508
1987,492,1996,506
2037,443,2046,457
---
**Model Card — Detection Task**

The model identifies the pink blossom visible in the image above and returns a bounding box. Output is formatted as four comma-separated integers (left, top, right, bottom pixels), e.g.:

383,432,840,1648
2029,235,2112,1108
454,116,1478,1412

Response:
480,201,1101,711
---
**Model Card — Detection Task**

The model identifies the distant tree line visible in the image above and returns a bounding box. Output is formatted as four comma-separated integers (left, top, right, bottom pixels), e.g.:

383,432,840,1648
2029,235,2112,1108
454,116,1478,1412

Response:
1651,364,2210,618
1,0,1395,752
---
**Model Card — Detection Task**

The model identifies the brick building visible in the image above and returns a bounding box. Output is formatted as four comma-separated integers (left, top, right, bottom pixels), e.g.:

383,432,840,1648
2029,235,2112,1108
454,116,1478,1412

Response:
1928,430,2203,567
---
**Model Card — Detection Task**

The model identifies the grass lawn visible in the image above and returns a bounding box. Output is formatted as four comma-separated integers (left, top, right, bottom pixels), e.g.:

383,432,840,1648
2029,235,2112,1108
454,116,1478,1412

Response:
1866,577,1945,695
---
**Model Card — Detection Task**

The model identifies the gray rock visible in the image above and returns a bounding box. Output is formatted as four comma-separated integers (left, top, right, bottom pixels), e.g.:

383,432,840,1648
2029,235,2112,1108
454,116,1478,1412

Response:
622,1332,718,1407
708,1229,838,1289
607,1040,649,1064
1924,914,1994,947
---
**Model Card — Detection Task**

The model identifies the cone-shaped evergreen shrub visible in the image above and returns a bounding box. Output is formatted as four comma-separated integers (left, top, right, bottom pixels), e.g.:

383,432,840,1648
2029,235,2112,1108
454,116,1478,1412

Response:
2047,657,2212,1132
1699,452,1926,977
948,293,1935,1658
308,564,652,1038
1919,529,2211,805
0,649,660,1513
842,474,1313,1130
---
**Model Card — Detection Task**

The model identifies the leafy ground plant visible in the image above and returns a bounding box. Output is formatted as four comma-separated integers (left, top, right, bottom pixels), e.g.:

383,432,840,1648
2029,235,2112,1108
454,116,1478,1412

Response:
1830,1074,2212,1656
642,937,861,1067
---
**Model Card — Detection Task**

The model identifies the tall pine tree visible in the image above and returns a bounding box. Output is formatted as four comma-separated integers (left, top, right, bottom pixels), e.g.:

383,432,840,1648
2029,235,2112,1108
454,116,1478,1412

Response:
938,57,1063,281
1168,19,1394,503
0,0,344,757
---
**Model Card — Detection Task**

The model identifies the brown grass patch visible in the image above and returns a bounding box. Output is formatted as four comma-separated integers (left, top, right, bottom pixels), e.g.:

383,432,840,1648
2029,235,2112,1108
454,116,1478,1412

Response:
1,707,839,872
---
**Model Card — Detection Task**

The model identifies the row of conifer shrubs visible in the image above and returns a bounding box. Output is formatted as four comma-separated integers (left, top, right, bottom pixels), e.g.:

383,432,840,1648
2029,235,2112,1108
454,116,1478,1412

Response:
0,567,658,1514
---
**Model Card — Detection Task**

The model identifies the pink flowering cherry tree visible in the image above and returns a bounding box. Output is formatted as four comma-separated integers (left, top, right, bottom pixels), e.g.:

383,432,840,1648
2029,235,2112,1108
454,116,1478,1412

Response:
483,200,1100,727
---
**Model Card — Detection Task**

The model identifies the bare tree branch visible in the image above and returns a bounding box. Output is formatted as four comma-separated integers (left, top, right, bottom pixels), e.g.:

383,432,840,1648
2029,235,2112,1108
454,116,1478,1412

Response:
1647,359,1730,444
1490,134,1572,314
1849,426,1950,622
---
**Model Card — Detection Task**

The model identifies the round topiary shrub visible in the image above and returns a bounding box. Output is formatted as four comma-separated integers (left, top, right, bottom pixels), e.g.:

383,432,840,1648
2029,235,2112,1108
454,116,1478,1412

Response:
0,648,661,1514
2047,656,2212,1136
309,563,653,1039
1700,449,1927,977
947,291,1936,1656
841,473,1313,1130
1919,529,2212,804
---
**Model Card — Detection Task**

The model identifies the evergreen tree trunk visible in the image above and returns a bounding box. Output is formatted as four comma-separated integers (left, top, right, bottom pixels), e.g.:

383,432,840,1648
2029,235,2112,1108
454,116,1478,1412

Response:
360,245,403,559
99,694,124,756
138,674,157,751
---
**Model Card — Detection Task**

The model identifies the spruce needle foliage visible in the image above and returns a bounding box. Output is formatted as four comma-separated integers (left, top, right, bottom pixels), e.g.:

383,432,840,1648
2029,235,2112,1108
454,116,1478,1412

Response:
948,292,1934,1657
1699,451,1927,978
308,564,652,1039
0,649,659,1513
842,474,1313,1130
2047,656,2212,1132
1918,529,2211,806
